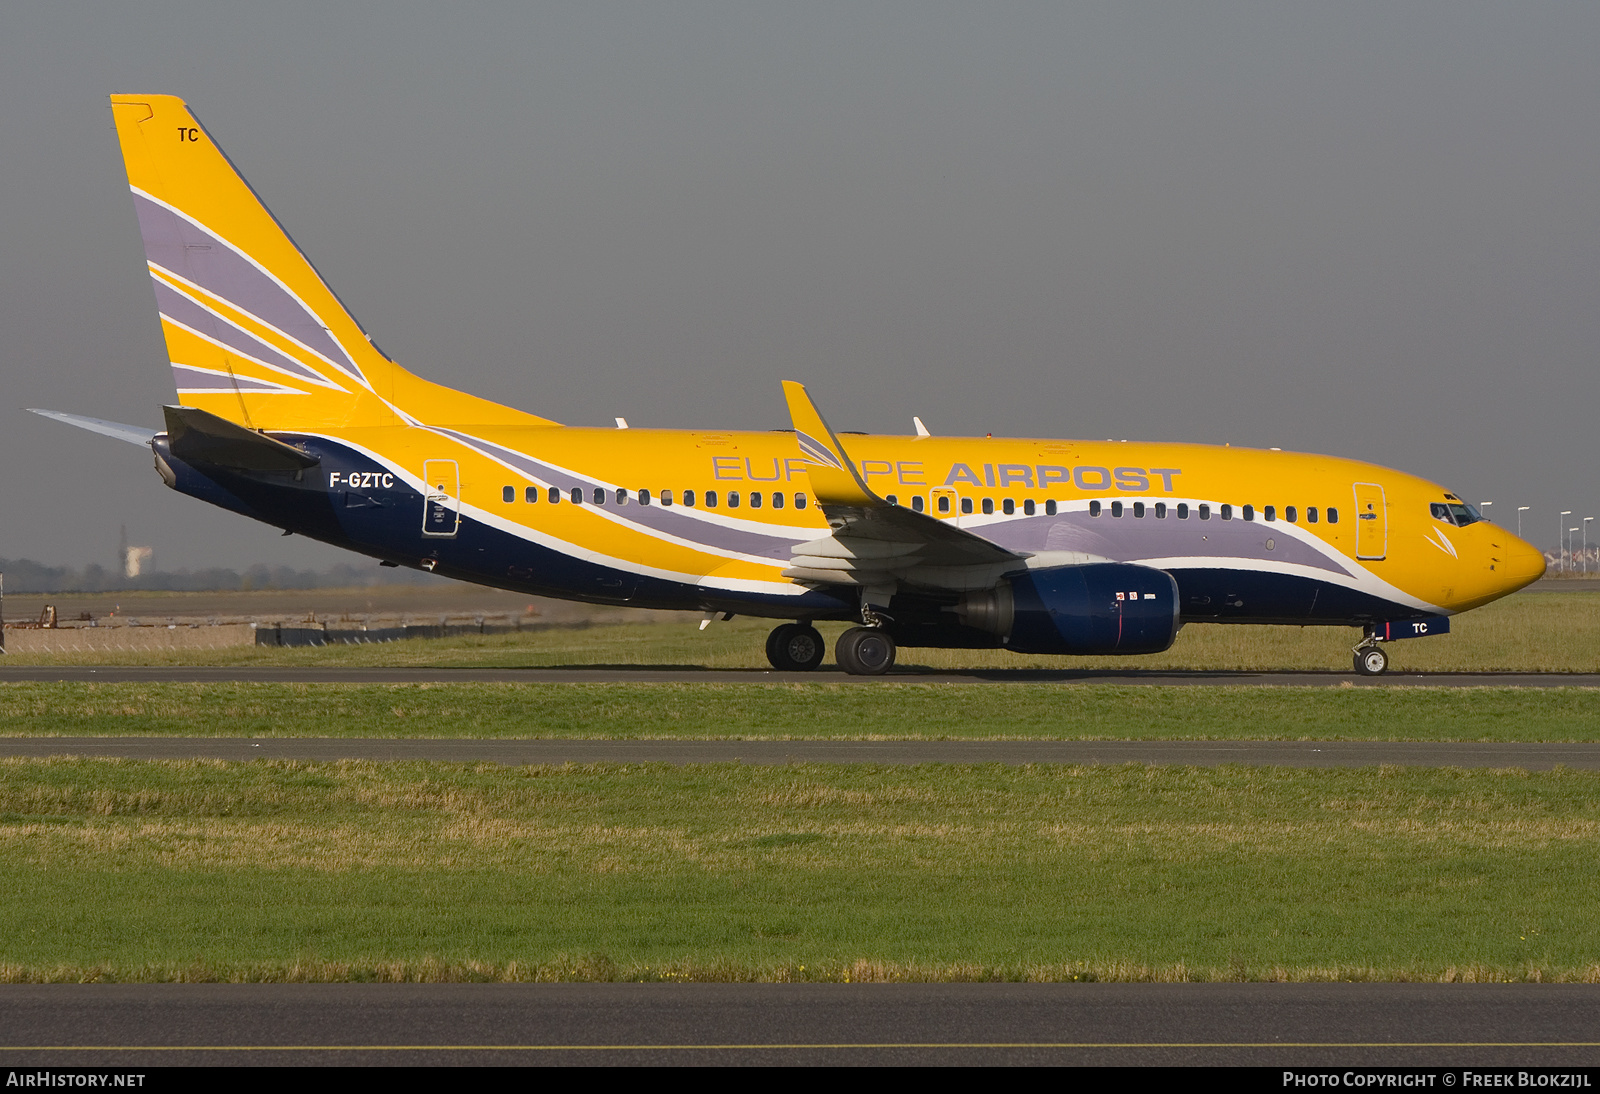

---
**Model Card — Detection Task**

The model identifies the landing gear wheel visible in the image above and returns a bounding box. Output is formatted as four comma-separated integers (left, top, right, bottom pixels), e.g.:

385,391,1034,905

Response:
765,623,825,672
1353,646,1389,676
836,626,896,676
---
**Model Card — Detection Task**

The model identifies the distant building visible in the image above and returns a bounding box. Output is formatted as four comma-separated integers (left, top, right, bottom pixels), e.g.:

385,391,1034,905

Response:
123,545,153,578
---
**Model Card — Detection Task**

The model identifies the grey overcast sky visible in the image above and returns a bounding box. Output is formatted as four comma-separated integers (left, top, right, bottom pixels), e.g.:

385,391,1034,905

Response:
2,2,1597,569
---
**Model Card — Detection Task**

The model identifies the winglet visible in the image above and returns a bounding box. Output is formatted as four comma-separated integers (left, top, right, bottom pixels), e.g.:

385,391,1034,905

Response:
780,381,878,507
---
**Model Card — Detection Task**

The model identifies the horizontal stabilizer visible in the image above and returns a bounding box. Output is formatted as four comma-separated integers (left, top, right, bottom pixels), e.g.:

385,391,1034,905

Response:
29,409,155,447
163,405,320,471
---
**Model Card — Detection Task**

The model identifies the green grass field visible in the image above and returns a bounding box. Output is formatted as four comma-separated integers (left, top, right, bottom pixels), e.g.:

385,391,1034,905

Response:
3,758,1598,983
5,592,1598,672
4,592,1595,983
2,681,1598,740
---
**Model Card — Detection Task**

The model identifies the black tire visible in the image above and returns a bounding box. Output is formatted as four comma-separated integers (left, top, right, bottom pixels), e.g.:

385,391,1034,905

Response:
1353,646,1389,676
836,626,896,676
766,623,825,672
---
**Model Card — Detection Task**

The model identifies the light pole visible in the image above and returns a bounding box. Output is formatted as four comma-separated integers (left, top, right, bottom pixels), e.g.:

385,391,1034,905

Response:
1481,501,1494,521
1572,529,1580,576
1561,512,1572,572
1586,517,1595,575
1518,506,1530,539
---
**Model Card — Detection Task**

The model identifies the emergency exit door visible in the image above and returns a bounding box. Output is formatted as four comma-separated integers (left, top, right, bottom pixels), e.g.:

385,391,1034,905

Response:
422,459,460,538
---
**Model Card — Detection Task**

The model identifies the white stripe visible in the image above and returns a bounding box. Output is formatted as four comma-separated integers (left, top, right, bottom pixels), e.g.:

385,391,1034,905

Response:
321,433,808,597
133,187,371,389
149,262,353,389
171,363,301,395
152,270,346,391
424,427,824,566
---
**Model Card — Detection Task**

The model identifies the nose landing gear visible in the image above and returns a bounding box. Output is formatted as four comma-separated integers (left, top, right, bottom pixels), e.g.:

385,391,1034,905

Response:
1353,642,1390,676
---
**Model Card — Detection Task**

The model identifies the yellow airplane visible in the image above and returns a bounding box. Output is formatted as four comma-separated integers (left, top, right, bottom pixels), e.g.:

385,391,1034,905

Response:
35,95,1548,675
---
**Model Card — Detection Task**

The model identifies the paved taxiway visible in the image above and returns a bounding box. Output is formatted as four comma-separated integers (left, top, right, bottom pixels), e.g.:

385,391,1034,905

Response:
6,737,1600,769
4,983,1600,1066
3,665,1598,686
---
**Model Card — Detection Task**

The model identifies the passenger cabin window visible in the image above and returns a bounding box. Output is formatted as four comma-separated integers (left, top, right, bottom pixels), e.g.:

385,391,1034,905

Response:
1045,500,1057,516
1089,501,1102,517
1133,501,1145,518
639,489,651,506
1307,507,1318,523
962,498,974,515
1177,503,1189,519
705,490,717,508
1001,498,1014,515
751,492,763,508
1111,501,1124,517
795,494,808,510
502,486,514,503
727,491,740,508
886,495,898,506
593,488,605,505
1198,504,1211,520
1221,504,1233,520
571,488,584,505
982,498,995,515
1242,504,1254,521
525,486,539,504
683,489,696,507
1327,508,1339,524
661,489,673,506
1285,506,1297,523
912,496,924,513
1023,499,1035,516
615,489,628,506
549,487,561,504
938,495,951,514
1155,502,1167,519
1263,505,1275,522
772,492,785,509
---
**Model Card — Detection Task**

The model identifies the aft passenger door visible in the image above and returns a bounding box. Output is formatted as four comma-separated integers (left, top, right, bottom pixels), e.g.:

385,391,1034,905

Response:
422,459,461,538
1353,482,1386,560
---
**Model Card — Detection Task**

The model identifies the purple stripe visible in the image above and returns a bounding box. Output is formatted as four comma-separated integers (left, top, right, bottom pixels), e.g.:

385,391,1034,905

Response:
435,429,809,561
153,280,326,386
978,509,1350,575
134,194,361,382
796,432,840,468
171,365,291,393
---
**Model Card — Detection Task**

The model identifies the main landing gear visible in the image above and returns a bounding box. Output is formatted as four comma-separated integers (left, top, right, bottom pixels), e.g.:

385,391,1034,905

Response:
765,623,826,672
765,623,898,674
835,626,897,676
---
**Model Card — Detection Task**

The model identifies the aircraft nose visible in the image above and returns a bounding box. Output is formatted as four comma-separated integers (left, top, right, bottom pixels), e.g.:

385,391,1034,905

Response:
1499,533,1547,592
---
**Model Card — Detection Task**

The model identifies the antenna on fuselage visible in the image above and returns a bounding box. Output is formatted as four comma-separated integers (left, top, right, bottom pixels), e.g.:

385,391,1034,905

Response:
913,416,931,437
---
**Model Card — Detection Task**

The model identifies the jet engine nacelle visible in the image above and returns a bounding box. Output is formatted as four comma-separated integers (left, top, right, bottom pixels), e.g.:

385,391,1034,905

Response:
957,563,1181,655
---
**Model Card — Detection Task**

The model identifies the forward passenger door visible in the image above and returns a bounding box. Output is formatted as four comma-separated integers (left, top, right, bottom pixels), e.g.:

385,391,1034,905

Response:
1353,482,1386,560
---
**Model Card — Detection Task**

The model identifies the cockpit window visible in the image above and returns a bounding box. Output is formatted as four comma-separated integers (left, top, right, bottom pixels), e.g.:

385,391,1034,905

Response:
1432,501,1484,526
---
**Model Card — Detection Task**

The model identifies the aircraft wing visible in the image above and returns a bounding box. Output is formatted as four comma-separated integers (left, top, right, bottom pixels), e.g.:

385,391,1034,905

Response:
780,382,1023,594
29,409,155,447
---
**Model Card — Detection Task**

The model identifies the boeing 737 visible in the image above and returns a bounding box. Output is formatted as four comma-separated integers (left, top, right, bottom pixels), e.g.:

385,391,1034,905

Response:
34,95,1548,675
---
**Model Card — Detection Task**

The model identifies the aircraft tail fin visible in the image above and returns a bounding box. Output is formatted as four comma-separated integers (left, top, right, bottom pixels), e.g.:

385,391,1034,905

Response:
110,95,556,431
